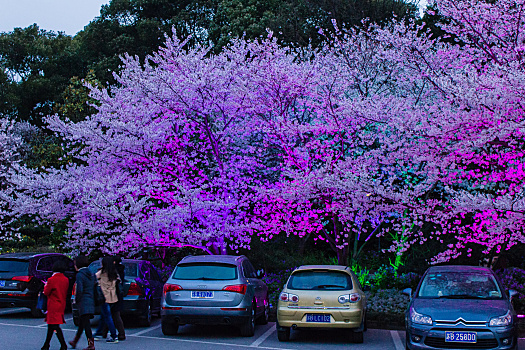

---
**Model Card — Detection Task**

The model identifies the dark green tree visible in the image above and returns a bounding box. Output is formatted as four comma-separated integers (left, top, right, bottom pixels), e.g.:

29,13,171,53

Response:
0,25,85,125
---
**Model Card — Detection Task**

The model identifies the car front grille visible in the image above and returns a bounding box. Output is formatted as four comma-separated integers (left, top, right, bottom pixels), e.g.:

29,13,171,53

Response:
424,337,498,349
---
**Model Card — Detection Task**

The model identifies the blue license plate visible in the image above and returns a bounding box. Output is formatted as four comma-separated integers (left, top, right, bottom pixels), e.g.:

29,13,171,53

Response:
0,280,4,287
445,331,477,343
191,291,214,298
306,314,331,323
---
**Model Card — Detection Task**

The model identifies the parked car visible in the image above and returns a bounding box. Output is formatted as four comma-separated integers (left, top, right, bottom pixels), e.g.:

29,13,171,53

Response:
161,255,269,337
0,252,76,317
276,265,367,343
404,265,518,350
72,258,164,327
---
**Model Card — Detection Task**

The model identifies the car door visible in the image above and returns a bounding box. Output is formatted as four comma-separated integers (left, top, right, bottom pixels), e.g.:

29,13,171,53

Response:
35,256,54,284
242,260,264,312
148,264,163,311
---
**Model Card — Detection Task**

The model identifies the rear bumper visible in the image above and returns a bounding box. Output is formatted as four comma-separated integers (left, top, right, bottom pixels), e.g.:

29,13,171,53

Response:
0,293,37,308
277,307,363,329
161,305,252,326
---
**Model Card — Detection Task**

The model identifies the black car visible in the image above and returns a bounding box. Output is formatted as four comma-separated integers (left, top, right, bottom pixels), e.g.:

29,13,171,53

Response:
0,252,76,317
72,258,164,327
404,265,518,350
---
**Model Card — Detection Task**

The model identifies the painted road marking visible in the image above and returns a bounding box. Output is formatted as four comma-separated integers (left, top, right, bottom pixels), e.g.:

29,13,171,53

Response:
390,330,404,350
131,324,161,336
0,321,293,349
250,325,276,347
0,307,29,315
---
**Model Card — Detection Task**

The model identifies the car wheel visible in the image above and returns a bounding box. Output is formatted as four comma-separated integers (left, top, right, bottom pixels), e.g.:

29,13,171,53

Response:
277,327,290,342
240,304,256,337
30,306,44,318
256,299,269,325
161,320,179,335
139,301,152,327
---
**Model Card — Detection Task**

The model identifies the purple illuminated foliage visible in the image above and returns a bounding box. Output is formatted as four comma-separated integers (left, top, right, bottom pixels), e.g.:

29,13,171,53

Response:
1,0,524,263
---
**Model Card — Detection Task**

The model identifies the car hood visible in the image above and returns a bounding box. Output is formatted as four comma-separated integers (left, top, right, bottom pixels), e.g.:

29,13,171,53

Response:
413,298,511,322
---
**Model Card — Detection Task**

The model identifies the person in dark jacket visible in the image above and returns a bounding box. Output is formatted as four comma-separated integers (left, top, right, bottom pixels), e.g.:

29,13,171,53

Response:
69,255,96,350
41,260,69,350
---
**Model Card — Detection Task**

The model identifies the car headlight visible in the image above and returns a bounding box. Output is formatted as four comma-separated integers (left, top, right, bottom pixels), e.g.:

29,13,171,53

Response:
489,311,512,326
410,308,433,325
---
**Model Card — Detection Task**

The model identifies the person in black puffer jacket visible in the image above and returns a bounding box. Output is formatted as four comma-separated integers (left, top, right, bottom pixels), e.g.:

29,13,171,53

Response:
69,255,96,350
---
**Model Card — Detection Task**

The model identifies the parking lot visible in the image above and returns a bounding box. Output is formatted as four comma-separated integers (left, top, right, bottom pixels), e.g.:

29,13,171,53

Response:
0,307,407,350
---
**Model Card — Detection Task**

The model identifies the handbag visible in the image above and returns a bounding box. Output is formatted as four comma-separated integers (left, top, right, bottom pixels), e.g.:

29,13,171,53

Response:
94,282,105,306
36,292,47,312
116,280,124,301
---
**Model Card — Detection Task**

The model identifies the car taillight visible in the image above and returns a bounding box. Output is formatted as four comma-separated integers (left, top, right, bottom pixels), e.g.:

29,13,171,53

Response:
72,283,76,296
12,276,32,282
127,282,143,296
338,293,361,304
163,284,183,294
222,284,247,294
279,292,299,302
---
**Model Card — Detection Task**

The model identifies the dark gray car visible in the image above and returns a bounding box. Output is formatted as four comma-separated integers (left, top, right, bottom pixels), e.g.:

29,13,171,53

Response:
161,255,269,337
404,265,518,350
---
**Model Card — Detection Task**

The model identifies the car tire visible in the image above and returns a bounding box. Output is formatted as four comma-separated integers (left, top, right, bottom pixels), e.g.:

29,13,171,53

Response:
256,299,269,325
240,304,256,337
139,301,152,327
351,330,364,344
161,320,179,335
277,327,290,342
30,306,44,318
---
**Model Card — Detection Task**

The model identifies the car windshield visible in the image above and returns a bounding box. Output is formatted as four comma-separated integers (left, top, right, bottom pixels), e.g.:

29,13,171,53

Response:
418,271,503,299
89,261,138,279
0,259,29,273
287,270,353,290
172,263,237,280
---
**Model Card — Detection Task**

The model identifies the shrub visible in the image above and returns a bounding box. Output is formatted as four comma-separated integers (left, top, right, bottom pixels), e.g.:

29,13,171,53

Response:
496,267,525,313
262,268,294,308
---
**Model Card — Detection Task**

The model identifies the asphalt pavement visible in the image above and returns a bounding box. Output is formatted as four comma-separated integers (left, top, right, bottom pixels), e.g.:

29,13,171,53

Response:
0,307,521,350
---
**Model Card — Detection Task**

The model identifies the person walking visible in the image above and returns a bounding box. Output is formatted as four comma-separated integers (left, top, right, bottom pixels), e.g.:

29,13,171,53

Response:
93,256,119,343
41,260,69,350
101,255,126,341
69,255,96,350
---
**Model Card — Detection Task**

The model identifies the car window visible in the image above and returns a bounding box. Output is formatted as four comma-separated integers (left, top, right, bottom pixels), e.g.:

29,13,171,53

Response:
0,259,29,273
242,261,256,278
172,263,238,280
36,257,54,272
287,270,353,290
418,272,503,299
123,262,138,278
58,256,75,272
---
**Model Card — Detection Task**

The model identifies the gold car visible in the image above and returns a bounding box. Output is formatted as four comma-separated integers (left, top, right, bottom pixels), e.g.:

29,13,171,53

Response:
276,265,367,342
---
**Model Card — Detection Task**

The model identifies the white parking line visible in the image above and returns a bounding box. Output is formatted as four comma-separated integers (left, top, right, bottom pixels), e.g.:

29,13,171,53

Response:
0,307,28,315
250,325,275,347
390,330,404,350
0,320,294,350
131,324,161,336
133,333,294,350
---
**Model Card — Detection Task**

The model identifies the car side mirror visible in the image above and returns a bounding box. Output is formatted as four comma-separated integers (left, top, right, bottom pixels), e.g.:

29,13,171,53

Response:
509,289,518,299
402,288,413,299
256,269,265,279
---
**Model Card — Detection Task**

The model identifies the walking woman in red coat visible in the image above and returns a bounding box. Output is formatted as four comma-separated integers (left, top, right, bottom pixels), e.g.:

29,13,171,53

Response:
41,260,70,350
